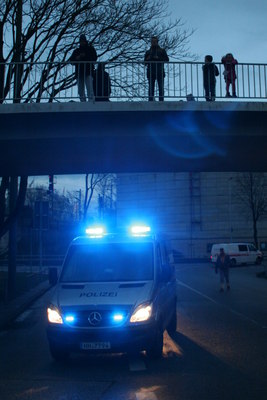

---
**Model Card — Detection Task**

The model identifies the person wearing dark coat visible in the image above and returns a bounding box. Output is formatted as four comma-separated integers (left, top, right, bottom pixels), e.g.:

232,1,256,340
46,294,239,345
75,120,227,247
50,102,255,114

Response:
216,248,231,292
202,55,219,101
70,34,97,102
144,36,169,101
93,63,111,102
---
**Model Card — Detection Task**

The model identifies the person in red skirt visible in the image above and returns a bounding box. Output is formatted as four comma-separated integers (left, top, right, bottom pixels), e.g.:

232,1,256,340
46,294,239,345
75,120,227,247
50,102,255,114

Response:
221,53,238,98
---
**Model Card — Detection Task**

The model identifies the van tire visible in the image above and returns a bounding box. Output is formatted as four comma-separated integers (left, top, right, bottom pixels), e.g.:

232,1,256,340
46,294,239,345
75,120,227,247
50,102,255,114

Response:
49,344,69,362
230,258,236,267
255,257,262,265
146,325,163,359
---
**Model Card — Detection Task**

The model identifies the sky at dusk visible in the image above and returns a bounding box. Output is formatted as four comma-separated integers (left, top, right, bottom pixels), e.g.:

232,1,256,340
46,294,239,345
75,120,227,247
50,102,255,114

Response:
30,175,85,194
168,0,267,63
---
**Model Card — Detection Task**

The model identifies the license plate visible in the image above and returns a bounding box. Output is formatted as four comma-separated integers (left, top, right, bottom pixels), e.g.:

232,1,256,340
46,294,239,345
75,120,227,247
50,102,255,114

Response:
80,341,111,350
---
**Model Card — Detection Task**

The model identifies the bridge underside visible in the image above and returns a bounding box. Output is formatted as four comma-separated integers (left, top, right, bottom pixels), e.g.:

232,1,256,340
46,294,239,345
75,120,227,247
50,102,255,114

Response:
1,102,267,175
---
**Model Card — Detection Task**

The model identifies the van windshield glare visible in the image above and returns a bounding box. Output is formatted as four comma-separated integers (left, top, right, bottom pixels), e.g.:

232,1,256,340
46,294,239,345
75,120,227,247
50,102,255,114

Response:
60,242,154,282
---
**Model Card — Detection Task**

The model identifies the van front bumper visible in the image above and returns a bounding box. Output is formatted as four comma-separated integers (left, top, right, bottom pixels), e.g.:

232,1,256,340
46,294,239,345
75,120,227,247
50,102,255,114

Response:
47,321,157,354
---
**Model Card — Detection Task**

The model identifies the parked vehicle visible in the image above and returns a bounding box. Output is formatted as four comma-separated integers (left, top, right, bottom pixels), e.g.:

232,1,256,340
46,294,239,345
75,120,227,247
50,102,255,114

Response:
46,225,177,360
211,243,263,266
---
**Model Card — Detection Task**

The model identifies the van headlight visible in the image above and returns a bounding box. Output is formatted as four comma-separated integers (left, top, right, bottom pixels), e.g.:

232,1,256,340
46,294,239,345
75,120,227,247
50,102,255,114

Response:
47,305,63,324
130,304,152,323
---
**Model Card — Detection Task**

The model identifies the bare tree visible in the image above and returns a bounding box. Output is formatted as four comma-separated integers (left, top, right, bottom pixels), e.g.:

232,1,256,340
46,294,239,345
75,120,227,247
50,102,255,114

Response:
83,173,110,221
83,174,116,221
97,173,116,210
0,176,28,299
96,174,116,222
0,0,195,102
25,182,77,225
235,172,267,248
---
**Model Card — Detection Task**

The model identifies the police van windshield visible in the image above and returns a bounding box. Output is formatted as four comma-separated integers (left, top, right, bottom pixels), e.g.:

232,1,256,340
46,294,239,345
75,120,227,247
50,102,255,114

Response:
60,242,154,283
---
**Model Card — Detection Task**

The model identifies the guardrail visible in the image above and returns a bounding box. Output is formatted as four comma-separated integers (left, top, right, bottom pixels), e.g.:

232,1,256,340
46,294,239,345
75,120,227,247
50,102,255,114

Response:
1,61,267,103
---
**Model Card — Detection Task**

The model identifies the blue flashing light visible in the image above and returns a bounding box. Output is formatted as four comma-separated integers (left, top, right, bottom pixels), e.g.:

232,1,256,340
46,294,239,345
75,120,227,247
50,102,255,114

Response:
85,226,105,237
64,314,76,323
111,313,125,323
130,225,151,236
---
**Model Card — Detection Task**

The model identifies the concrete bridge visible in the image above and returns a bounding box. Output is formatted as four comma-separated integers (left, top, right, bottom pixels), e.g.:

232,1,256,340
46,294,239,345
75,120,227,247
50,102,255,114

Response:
1,101,267,175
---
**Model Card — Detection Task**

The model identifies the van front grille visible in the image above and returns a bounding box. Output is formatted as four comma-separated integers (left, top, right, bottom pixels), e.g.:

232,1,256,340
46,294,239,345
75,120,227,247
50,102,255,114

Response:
62,306,131,328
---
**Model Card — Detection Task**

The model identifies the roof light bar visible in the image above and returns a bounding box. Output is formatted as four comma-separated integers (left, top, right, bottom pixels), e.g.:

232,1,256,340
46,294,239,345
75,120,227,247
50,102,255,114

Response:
85,226,105,237
130,225,151,236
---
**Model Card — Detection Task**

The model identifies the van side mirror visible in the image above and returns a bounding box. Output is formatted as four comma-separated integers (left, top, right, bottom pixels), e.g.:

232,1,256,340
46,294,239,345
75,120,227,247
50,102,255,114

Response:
49,267,58,286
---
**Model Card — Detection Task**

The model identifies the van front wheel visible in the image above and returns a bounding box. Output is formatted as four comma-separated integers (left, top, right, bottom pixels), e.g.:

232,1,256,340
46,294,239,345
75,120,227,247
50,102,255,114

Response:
167,306,177,335
146,325,163,359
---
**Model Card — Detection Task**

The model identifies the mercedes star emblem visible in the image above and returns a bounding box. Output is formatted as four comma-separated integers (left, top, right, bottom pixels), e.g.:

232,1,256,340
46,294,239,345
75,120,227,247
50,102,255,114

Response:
88,311,102,326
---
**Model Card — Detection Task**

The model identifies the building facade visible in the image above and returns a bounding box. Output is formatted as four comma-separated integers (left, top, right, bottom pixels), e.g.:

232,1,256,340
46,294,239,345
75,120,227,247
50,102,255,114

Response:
116,172,267,260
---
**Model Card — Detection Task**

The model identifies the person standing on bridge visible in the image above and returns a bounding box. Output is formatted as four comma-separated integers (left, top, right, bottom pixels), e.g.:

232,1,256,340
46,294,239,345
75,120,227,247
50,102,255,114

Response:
144,36,169,101
221,53,238,98
216,248,231,292
70,34,97,102
202,55,219,101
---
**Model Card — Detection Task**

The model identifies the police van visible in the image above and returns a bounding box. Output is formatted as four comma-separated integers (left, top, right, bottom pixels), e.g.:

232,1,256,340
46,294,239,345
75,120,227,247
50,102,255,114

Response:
211,242,263,266
46,225,177,360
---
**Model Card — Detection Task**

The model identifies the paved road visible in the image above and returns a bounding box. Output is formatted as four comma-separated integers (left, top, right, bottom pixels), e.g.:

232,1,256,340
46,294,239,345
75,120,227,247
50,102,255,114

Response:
176,263,267,390
0,263,266,400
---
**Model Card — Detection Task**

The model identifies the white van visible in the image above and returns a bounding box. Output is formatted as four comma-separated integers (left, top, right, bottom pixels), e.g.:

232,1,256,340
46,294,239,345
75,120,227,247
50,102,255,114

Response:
211,243,263,266
46,225,177,360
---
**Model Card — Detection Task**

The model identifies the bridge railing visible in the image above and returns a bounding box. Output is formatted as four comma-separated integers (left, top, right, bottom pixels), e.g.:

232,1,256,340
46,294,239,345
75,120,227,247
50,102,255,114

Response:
1,61,267,103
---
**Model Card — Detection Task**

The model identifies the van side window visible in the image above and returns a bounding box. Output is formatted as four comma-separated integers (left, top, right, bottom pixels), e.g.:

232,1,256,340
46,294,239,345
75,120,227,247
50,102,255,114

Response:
159,243,169,265
157,243,174,282
238,245,248,252
156,244,161,264
248,244,256,251
156,244,163,278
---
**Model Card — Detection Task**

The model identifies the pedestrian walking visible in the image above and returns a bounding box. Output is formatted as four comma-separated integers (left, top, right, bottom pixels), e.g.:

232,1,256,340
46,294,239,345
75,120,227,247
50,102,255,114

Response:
93,63,111,102
144,36,169,101
221,53,238,98
216,248,231,292
202,55,219,101
70,34,97,102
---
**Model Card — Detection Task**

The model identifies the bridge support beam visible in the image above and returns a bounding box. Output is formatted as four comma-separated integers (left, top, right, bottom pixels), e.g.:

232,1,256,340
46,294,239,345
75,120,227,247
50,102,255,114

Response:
1,102,267,174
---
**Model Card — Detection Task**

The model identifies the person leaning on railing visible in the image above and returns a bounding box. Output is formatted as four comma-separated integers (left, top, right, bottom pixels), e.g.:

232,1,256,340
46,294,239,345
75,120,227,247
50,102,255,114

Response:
144,36,169,102
93,63,111,102
69,34,97,102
